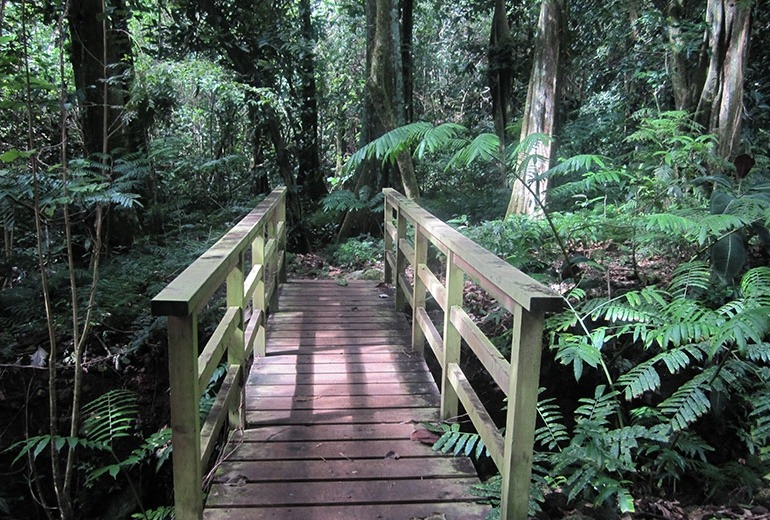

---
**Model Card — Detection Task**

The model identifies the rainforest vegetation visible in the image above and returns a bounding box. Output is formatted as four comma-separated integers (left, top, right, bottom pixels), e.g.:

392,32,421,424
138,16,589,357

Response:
1,0,770,518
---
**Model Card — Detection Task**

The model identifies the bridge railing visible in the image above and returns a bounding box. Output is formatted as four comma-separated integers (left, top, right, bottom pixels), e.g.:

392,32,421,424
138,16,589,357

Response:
383,188,563,520
151,187,286,520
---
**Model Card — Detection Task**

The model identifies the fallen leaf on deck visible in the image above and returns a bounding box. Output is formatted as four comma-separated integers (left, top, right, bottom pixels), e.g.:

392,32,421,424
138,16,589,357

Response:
410,428,440,444
384,450,400,459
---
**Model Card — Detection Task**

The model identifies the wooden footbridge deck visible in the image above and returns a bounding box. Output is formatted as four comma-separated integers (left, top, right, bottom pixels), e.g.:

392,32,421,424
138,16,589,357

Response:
152,187,563,520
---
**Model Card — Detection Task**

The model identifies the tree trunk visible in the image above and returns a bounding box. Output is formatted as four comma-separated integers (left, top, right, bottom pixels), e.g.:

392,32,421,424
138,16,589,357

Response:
696,0,751,159
338,0,419,241
665,0,707,111
367,0,419,199
488,0,514,142
400,0,414,123
506,0,564,217
297,0,326,200
67,0,142,156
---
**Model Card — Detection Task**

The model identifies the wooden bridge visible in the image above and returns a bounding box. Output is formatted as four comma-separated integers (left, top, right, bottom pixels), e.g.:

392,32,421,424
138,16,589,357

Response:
152,187,562,520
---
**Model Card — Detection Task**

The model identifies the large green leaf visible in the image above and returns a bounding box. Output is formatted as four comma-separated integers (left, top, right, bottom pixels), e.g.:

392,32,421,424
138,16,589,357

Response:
711,234,746,282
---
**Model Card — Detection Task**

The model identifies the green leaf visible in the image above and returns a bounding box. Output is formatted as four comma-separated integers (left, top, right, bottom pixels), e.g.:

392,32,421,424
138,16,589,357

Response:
711,234,746,282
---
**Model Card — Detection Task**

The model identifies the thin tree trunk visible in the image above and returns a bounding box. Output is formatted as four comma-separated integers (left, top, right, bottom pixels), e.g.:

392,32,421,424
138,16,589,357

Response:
488,0,514,142
400,0,414,123
506,0,564,216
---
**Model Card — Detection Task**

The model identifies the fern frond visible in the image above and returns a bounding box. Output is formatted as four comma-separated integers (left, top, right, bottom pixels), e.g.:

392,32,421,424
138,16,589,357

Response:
668,261,711,297
449,132,501,168
81,389,139,449
414,122,466,158
617,363,661,400
575,385,619,426
658,373,711,431
535,395,569,450
710,307,770,357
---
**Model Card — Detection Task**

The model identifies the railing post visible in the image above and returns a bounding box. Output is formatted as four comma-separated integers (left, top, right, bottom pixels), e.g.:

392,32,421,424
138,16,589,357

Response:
440,252,463,419
394,207,408,312
411,227,428,355
501,306,545,520
276,193,287,284
167,315,202,520
384,196,394,284
226,250,246,429
252,226,267,358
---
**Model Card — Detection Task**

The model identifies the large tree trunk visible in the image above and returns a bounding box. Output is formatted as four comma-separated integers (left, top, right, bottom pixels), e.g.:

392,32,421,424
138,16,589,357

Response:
665,0,707,111
337,0,418,241
506,0,564,216
488,0,514,143
696,0,751,159
67,0,142,156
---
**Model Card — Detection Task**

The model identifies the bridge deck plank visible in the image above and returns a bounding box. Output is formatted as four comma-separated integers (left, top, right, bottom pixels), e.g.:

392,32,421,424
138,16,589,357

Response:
203,279,490,519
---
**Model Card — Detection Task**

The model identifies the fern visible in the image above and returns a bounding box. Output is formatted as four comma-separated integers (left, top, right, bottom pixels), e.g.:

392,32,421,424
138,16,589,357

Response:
658,371,712,431
430,422,488,460
535,394,569,450
81,389,140,449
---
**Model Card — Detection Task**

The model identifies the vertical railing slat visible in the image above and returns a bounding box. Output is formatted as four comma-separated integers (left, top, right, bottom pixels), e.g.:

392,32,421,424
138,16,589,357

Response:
394,207,408,312
167,314,202,520
252,226,266,358
501,306,545,520
411,227,428,355
440,252,463,419
226,250,245,429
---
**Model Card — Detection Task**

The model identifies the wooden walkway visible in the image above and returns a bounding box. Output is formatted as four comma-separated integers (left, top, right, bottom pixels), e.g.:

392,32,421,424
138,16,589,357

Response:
203,279,491,519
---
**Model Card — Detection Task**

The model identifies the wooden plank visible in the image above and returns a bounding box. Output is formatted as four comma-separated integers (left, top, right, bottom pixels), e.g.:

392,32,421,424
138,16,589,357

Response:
450,305,511,396
197,306,238,391
416,306,444,361
238,422,431,442
244,394,439,411
246,382,438,398
382,188,563,313
264,343,414,355
207,478,482,506
447,362,505,471
246,407,439,426
253,351,422,365
204,502,491,520
200,365,240,467
212,456,478,481
247,371,435,386
266,337,411,348
250,361,430,375
417,263,446,312
227,438,446,460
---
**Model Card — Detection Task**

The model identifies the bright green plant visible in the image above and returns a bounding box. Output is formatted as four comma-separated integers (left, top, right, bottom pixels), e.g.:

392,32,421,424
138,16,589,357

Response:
331,235,383,268
543,263,770,507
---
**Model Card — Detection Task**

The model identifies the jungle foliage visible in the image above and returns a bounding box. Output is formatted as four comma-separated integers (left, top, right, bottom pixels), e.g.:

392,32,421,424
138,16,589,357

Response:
1,0,769,518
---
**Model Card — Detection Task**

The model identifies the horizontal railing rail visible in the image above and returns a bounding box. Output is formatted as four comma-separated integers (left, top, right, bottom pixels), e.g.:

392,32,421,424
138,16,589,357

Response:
151,186,287,520
383,188,563,520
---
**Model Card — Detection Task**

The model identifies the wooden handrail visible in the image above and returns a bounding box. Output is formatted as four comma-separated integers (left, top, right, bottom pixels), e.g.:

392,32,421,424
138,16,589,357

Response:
383,188,563,520
151,187,287,520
